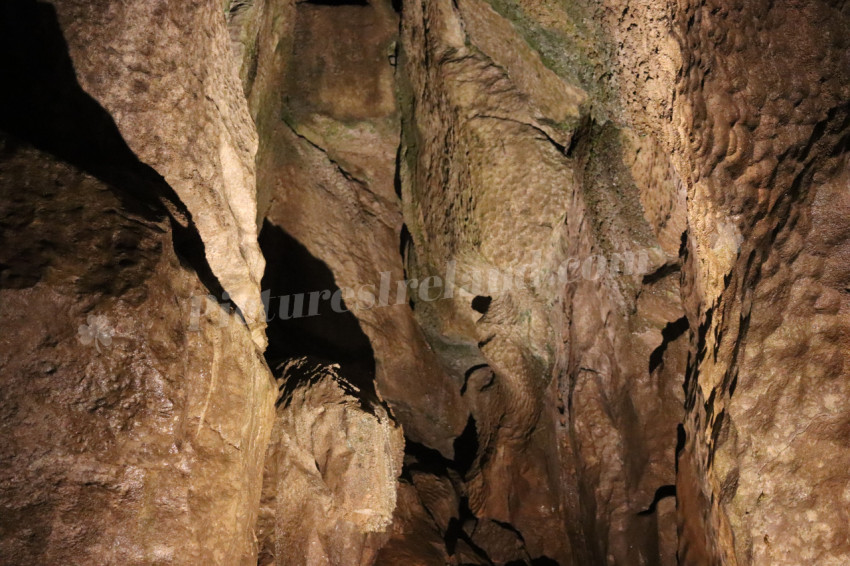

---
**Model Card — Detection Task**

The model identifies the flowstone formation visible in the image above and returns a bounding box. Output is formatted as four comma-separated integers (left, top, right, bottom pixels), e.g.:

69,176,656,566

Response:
0,0,848,564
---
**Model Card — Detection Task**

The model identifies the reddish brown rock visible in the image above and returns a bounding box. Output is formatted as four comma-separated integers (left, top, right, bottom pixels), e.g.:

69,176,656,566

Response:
396,0,687,562
667,1,850,563
0,135,275,564
3,0,849,564
239,0,468,454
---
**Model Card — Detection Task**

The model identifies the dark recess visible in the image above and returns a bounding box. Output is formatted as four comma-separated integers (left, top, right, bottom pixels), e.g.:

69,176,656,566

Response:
471,295,492,314
637,484,676,516
648,316,689,374
259,220,377,397
301,0,369,6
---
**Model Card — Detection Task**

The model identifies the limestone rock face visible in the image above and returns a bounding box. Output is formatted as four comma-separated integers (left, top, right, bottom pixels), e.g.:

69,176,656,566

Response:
239,0,468,454
0,2,275,564
666,2,850,564
48,0,267,345
3,0,850,564
0,135,275,565
257,358,404,566
498,0,850,563
396,0,687,562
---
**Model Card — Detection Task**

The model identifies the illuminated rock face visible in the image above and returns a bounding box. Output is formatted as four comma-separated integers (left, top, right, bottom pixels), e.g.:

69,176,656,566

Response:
257,358,404,566
1,0,849,564
0,100,275,566
0,2,275,564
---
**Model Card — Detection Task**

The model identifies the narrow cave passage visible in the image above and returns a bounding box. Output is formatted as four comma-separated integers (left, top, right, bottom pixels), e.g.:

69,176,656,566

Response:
2,0,845,564
258,219,377,398
251,0,401,407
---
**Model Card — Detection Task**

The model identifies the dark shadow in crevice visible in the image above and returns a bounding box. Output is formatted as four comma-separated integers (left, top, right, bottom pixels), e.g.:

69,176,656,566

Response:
402,432,491,562
452,415,479,476
641,261,680,286
399,223,412,261
461,364,485,394
648,316,689,374
471,295,492,314
675,423,686,473
402,440,455,481
0,1,223,299
394,144,404,199
259,220,376,398
444,496,490,562
637,484,676,516
299,0,369,6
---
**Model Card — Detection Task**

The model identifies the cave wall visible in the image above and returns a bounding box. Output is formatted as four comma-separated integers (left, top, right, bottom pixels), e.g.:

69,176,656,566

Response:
239,0,468,454
0,0,848,564
0,1,275,564
40,0,270,346
257,358,404,566
669,1,850,563
395,0,688,562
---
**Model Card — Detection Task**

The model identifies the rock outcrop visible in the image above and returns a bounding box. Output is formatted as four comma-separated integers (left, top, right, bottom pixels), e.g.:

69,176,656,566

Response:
257,358,404,566
49,0,267,346
2,0,849,564
0,2,274,564
0,118,274,566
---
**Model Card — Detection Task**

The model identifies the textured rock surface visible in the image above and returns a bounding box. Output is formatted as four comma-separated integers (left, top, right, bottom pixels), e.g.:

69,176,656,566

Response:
395,0,688,563
506,0,850,563
2,0,849,564
667,2,850,564
0,2,275,564
48,0,267,345
239,0,468,454
0,136,275,564
257,358,404,566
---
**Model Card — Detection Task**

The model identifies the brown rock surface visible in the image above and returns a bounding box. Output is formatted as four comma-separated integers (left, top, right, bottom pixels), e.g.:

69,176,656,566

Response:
0,2,275,564
2,0,850,564
667,2,850,563
47,0,267,345
257,358,404,566
396,0,687,562
0,137,274,564
240,0,468,454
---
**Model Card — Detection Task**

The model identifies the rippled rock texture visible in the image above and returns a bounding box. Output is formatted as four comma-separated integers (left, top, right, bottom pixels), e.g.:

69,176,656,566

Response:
2,0,849,564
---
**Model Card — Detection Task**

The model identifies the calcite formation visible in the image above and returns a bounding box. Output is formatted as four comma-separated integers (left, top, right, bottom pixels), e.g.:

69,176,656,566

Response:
1,0,848,564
